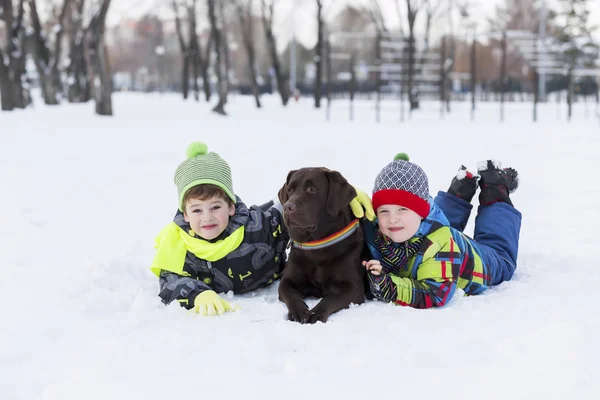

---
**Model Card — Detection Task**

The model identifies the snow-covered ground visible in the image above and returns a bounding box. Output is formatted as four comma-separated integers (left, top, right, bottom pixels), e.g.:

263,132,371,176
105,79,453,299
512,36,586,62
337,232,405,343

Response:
1,93,599,399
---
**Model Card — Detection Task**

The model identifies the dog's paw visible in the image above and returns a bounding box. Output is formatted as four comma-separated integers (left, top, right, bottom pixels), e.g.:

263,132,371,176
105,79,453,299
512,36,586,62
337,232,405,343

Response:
287,307,310,323
301,310,328,324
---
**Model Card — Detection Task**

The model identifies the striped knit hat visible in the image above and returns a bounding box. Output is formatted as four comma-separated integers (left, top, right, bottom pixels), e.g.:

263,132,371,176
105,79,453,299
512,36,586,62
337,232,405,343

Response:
372,153,430,218
174,142,235,211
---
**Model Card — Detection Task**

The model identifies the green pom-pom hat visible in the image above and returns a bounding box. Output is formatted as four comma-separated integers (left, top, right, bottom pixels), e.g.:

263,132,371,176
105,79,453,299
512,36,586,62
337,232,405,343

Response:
174,141,235,211
186,142,209,158
394,152,409,161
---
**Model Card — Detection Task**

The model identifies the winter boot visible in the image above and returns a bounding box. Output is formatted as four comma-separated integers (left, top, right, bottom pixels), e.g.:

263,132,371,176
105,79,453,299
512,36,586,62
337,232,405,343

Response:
477,160,519,206
447,165,480,203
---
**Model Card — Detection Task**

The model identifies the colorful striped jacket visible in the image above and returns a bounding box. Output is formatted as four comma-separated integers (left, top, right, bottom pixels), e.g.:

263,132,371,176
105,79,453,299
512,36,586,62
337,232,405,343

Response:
363,199,492,309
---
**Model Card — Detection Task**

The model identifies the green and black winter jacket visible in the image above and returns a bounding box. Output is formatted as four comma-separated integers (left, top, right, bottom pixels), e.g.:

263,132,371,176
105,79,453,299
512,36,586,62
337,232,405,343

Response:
150,197,288,309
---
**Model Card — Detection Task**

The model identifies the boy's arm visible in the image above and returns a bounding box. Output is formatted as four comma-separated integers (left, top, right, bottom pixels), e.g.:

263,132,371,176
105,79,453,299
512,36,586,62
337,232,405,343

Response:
251,199,289,245
369,237,461,309
390,273,457,309
158,270,212,310
367,270,456,308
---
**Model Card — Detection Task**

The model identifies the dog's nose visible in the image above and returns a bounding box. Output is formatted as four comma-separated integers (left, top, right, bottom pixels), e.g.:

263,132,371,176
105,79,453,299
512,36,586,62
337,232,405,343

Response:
284,202,297,213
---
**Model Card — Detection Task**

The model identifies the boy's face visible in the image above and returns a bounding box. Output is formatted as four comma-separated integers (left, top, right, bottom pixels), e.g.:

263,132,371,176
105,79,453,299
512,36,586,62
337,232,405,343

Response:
376,204,422,243
183,196,235,240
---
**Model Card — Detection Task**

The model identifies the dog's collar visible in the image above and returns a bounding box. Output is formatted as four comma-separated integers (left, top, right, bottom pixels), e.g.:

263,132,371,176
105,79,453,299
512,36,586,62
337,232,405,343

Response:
291,219,360,251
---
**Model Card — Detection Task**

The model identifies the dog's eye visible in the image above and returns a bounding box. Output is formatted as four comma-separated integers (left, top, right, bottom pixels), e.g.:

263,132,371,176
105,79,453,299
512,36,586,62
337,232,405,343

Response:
307,186,317,194
287,187,294,194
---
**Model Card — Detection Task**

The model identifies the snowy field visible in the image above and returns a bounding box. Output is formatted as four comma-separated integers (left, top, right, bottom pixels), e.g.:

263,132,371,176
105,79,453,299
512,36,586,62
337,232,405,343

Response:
1,93,599,399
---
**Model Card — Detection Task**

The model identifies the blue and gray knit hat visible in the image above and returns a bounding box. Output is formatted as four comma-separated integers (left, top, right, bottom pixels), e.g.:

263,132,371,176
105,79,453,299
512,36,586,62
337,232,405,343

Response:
372,153,430,218
174,142,235,211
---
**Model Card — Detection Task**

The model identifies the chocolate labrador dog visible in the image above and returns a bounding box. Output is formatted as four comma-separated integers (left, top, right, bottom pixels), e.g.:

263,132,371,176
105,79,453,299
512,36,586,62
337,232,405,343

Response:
278,168,366,324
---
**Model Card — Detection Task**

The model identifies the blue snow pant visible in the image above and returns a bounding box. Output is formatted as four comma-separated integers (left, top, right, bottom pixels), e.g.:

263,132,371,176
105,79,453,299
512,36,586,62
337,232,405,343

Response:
434,191,522,286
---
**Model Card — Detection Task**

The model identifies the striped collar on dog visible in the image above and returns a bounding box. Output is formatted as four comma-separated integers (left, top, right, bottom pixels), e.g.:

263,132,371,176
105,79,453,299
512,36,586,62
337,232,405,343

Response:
291,219,360,250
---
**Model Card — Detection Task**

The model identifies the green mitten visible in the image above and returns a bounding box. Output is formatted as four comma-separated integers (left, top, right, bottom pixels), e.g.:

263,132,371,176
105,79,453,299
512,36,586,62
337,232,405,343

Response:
191,291,238,316
350,186,375,221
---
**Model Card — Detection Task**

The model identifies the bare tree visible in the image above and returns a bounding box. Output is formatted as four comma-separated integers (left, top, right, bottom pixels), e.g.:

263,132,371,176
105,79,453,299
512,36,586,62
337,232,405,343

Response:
444,0,456,112
261,0,288,105
29,0,72,105
0,0,29,111
422,0,443,56
369,0,388,33
66,0,90,103
201,28,212,102
234,0,261,108
314,0,324,108
87,0,113,115
207,0,227,115
406,0,425,110
218,0,230,106
172,0,191,99
393,0,406,37
172,0,211,101
189,0,209,101
555,0,598,121
367,1,388,114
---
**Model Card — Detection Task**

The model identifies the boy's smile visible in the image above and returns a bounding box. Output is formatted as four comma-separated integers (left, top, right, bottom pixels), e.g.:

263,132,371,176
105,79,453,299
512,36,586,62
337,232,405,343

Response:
184,197,235,240
376,204,422,243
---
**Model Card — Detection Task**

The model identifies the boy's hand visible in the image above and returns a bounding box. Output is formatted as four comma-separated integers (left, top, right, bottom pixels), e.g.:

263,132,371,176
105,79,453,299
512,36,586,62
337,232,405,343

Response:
362,260,382,275
191,291,239,316
350,186,375,221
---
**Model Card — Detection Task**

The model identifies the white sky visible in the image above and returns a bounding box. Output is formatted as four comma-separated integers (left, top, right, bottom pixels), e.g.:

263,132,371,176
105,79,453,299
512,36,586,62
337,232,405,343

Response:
108,0,600,46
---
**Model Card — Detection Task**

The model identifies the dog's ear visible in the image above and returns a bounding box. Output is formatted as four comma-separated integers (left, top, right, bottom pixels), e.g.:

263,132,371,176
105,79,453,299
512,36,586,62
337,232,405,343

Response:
325,170,357,216
278,170,298,204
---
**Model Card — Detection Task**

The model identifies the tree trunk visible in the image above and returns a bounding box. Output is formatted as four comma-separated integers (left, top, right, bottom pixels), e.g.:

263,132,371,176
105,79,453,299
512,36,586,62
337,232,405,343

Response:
202,32,213,102
6,0,28,109
405,1,420,111
375,32,381,122
182,53,191,100
532,68,539,122
325,29,332,119
29,0,71,105
67,37,91,103
236,0,261,108
440,36,446,107
500,31,507,122
0,51,13,110
67,0,89,103
314,0,324,109
88,0,113,116
191,44,200,102
207,0,227,115
218,0,230,106
192,49,201,101
0,0,14,110
173,0,190,99
470,38,477,119
261,0,288,106
349,53,356,120
567,70,573,121
189,0,207,102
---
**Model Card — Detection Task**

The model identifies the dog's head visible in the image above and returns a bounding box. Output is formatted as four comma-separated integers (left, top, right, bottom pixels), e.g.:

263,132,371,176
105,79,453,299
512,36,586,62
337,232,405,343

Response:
278,168,357,242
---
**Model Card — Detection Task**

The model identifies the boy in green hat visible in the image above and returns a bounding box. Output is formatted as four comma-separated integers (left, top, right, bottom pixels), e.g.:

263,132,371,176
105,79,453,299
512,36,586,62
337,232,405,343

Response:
151,141,374,316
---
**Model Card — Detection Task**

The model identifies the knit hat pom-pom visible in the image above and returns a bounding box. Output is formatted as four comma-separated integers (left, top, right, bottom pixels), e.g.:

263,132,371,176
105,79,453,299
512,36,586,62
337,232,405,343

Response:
394,152,410,161
186,142,208,158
